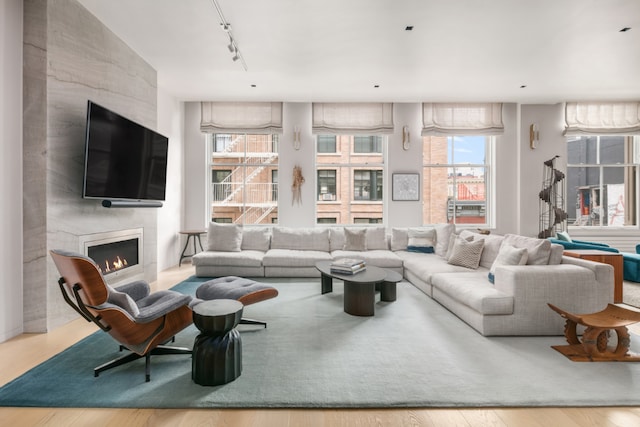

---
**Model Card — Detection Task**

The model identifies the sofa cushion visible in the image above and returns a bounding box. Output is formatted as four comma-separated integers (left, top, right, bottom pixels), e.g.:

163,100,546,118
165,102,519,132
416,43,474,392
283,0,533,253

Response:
459,230,504,269
407,228,435,253
448,237,485,269
431,272,514,315
263,249,332,267
271,227,330,251
503,234,551,265
390,228,408,251
366,227,388,250
329,227,345,252
207,222,242,252
192,250,264,268
344,228,367,251
398,251,482,285
434,224,455,257
488,244,528,283
556,231,572,242
241,227,271,252
548,243,564,265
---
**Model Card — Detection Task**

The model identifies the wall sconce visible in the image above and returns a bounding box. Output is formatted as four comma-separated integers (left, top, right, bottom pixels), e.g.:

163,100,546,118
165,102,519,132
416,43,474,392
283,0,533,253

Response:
293,126,301,150
402,125,410,150
529,123,539,149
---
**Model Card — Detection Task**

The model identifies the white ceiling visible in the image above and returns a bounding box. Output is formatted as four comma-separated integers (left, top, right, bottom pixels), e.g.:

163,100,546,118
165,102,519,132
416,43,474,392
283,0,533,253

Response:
78,0,640,104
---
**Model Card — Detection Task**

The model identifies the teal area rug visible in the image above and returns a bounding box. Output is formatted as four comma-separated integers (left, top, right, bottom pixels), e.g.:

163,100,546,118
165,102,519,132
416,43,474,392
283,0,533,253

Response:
2,276,640,408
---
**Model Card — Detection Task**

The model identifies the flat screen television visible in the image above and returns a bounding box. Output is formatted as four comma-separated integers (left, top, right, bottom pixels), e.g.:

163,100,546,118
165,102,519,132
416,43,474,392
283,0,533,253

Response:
83,101,168,205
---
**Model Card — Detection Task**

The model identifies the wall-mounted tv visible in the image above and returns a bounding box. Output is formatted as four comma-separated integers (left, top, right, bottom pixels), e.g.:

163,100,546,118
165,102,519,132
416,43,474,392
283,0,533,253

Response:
83,101,168,206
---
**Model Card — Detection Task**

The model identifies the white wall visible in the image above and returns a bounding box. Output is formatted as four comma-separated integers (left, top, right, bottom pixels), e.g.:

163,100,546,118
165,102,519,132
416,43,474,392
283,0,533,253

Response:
0,0,24,341
157,90,184,270
183,102,208,231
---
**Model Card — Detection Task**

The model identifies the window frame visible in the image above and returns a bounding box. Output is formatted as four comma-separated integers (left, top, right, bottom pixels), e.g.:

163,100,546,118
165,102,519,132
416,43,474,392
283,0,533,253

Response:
566,135,639,228
421,135,494,227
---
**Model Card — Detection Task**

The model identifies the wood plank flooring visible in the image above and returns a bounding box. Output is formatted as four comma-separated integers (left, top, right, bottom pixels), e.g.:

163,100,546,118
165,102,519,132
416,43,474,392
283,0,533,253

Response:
2,264,640,426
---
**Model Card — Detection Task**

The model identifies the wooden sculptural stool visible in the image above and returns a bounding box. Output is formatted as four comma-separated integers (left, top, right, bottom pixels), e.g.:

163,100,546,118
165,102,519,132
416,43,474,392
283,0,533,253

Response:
548,303,640,362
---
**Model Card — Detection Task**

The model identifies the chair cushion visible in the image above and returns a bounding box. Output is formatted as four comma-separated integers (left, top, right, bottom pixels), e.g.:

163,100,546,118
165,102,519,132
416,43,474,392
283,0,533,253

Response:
623,253,640,282
196,276,279,306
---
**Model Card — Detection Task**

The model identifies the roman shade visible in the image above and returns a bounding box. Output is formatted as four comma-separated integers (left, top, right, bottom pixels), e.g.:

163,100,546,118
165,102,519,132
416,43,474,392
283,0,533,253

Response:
421,103,504,136
200,102,283,134
563,102,640,136
312,102,394,134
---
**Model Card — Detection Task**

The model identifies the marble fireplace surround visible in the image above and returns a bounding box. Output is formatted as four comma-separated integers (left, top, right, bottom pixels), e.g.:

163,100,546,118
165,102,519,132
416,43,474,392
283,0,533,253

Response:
23,0,159,333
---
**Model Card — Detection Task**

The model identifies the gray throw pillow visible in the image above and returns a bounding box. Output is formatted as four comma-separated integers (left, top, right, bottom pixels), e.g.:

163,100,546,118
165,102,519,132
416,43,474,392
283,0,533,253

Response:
344,228,367,251
447,238,485,269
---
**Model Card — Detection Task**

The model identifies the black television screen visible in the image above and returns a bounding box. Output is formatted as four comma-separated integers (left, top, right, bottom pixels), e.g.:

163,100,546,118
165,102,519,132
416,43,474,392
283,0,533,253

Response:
83,101,168,202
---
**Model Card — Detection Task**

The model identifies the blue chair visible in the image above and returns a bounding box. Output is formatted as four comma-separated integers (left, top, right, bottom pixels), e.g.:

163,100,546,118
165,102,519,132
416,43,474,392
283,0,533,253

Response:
549,238,640,283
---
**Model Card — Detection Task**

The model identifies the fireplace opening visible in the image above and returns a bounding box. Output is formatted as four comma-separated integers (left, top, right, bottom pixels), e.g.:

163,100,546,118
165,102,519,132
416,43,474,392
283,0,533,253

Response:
80,228,144,284
88,238,139,276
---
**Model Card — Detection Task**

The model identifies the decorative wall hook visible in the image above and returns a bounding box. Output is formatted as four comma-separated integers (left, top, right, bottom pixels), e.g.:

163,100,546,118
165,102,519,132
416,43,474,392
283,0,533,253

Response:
402,125,410,150
293,126,301,150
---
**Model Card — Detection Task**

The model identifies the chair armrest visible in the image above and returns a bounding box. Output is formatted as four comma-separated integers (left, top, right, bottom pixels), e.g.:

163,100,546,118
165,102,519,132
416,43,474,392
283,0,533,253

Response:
114,280,150,301
636,244,640,255
134,291,193,323
571,239,610,247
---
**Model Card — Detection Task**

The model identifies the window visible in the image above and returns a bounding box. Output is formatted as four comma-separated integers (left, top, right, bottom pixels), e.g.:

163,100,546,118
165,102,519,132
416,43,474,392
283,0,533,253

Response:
317,170,336,201
271,170,278,201
354,136,382,153
316,135,385,224
211,170,231,201
354,218,383,224
212,217,232,223
422,135,492,226
317,135,337,153
317,218,337,224
354,170,382,200
567,136,638,227
208,133,279,224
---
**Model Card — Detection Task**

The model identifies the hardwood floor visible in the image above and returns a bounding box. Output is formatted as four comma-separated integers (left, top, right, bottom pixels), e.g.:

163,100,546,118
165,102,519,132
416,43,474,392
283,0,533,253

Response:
2,265,640,426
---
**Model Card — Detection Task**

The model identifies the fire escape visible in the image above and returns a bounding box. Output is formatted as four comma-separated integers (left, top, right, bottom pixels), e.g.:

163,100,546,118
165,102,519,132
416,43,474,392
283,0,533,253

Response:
211,135,278,224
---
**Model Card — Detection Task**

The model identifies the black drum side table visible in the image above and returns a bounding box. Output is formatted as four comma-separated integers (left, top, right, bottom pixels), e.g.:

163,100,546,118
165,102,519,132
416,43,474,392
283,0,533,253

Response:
179,230,205,266
192,299,243,386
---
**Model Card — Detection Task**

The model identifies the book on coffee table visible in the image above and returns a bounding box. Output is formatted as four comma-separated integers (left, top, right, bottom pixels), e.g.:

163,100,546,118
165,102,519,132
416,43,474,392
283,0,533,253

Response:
330,258,366,274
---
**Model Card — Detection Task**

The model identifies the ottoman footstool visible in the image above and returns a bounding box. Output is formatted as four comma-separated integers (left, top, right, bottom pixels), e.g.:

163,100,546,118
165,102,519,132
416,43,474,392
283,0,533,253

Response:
196,276,279,327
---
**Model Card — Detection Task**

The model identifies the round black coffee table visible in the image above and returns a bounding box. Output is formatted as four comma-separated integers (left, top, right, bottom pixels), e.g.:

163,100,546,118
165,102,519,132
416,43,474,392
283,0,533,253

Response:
315,261,398,316
192,299,243,386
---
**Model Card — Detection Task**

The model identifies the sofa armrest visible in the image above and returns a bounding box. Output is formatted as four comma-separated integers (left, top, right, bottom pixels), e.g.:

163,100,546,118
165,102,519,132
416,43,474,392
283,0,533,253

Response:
560,255,615,288
493,263,613,308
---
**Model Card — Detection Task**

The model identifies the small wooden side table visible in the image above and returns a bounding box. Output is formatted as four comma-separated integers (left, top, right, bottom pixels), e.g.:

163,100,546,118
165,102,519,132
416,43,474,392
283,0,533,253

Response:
179,230,206,267
563,249,623,303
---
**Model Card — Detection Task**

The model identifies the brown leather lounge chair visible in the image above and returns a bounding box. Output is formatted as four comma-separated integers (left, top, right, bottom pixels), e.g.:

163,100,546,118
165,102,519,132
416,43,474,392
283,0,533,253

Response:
50,249,194,382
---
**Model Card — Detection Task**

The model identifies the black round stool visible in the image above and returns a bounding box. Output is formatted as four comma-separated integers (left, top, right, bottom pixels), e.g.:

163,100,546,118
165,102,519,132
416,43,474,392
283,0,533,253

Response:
192,299,243,386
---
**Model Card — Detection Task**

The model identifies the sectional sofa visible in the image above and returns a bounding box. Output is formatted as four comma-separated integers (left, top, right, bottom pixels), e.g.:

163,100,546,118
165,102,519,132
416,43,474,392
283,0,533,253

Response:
192,222,613,336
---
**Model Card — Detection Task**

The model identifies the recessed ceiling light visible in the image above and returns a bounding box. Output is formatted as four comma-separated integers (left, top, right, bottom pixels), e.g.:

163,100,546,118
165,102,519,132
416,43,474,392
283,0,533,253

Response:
405,26,414,31
520,85,527,89
251,84,256,88
374,85,380,88
620,27,631,32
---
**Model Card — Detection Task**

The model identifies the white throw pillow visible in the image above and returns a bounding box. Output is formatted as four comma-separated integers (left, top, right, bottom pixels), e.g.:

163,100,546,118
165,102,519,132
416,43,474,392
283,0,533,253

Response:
447,238,485,269
407,228,436,253
503,234,552,265
434,223,455,257
366,227,388,250
488,244,528,283
344,228,367,251
207,222,243,252
390,228,408,251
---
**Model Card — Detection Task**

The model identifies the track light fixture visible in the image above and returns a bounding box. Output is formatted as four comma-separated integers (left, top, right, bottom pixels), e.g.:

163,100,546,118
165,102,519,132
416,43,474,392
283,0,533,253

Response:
210,0,247,71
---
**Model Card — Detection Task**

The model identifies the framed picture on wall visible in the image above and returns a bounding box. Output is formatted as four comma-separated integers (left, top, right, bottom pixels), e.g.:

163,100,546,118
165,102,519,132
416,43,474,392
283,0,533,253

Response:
392,173,420,201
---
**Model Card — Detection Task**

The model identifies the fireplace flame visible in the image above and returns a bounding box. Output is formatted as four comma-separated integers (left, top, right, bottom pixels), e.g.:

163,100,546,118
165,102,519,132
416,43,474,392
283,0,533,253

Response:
99,256,129,274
